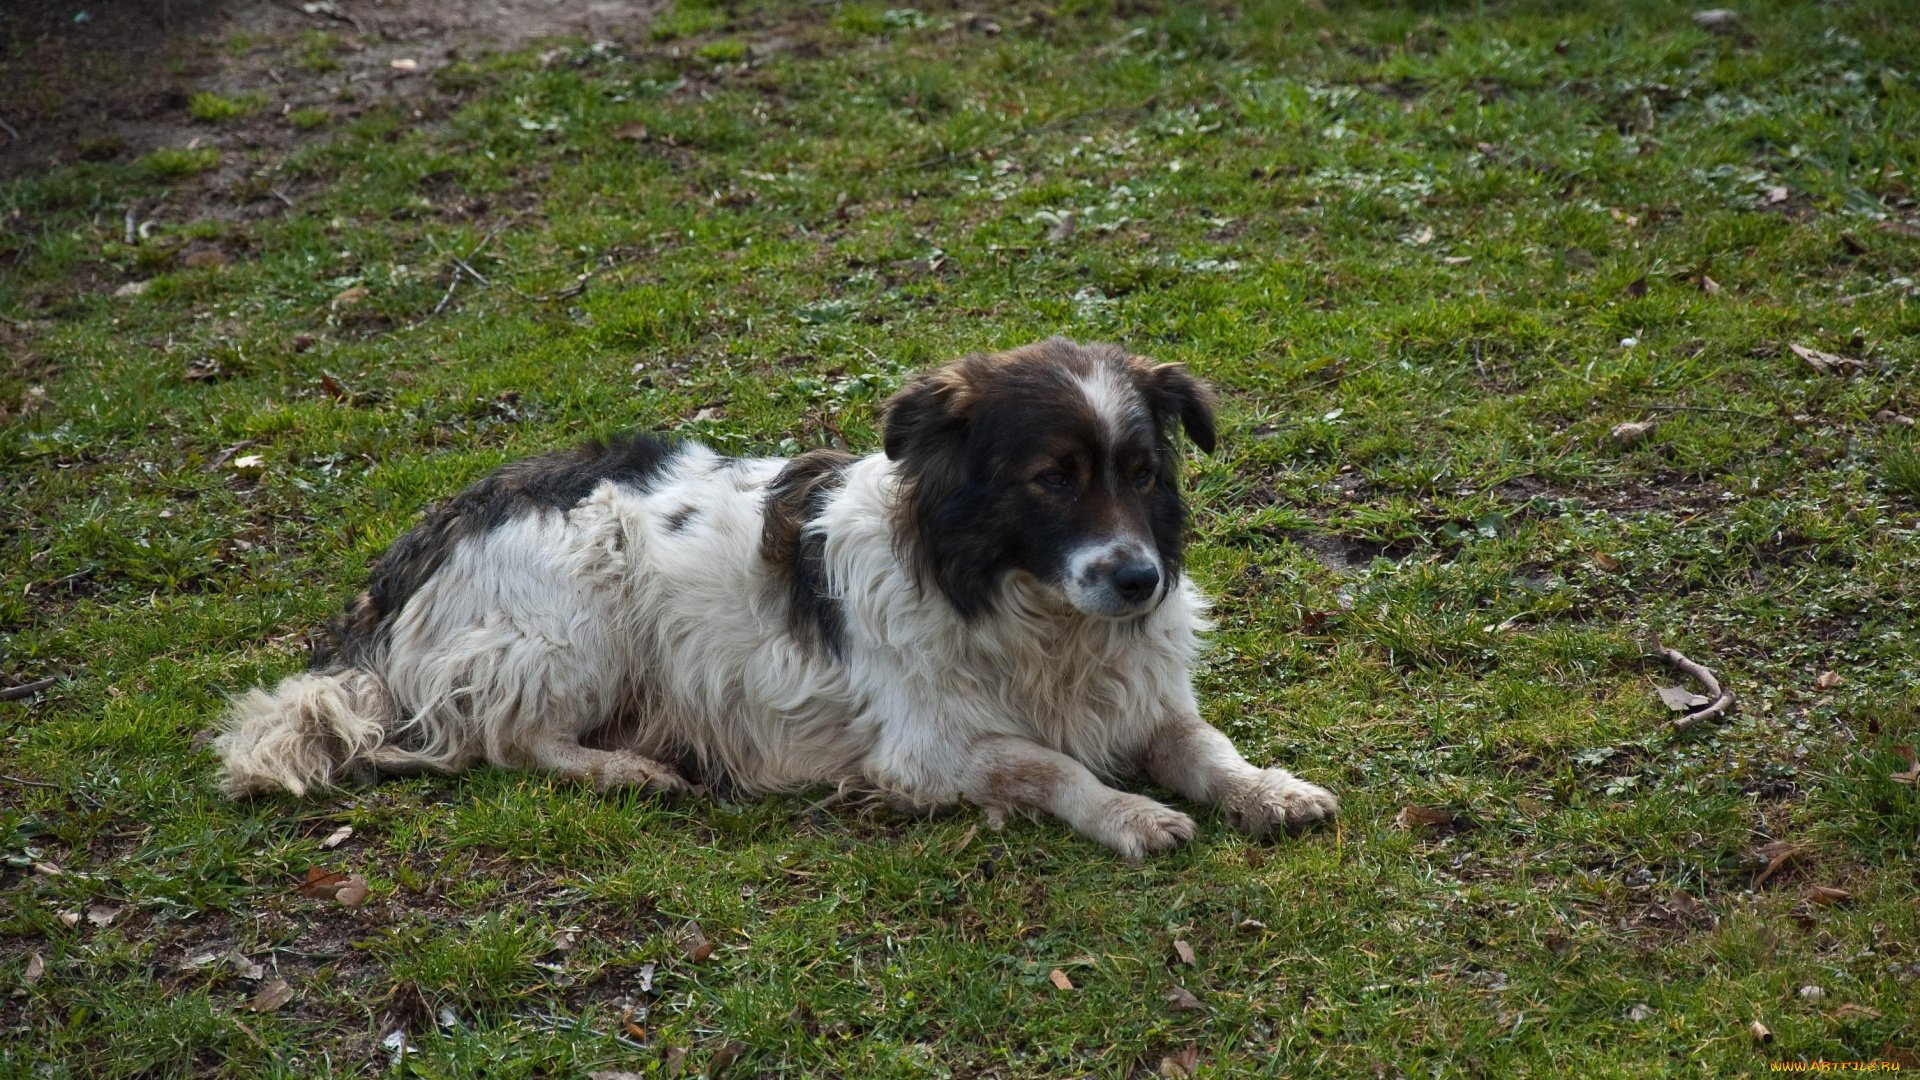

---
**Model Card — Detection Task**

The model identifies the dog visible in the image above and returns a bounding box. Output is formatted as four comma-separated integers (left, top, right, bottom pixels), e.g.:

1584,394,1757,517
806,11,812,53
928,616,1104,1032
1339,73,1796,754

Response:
215,338,1338,858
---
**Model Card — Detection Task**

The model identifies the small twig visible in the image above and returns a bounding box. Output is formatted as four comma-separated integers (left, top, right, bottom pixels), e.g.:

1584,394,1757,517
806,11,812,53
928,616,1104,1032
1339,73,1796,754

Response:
0,116,19,143
429,274,460,316
1645,404,1776,422
1,773,61,789
1651,645,1735,731
270,188,297,209
124,207,138,246
0,676,59,702
450,256,489,287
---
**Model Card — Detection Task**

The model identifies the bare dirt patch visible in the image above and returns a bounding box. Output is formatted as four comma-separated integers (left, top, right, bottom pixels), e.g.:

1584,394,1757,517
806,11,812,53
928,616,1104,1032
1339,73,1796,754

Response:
0,0,664,182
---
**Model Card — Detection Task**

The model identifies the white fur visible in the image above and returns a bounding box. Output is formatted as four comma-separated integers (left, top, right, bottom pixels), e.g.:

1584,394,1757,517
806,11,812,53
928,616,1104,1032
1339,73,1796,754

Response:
217,444,1338,857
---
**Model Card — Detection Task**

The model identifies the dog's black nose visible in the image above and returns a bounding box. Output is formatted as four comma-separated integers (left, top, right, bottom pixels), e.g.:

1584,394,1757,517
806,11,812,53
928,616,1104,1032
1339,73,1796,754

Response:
1111,561,1160,604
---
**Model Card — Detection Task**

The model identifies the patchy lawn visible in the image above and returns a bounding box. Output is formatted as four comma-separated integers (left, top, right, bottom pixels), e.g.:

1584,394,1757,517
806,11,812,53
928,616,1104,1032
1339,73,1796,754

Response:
4,0,1920,1076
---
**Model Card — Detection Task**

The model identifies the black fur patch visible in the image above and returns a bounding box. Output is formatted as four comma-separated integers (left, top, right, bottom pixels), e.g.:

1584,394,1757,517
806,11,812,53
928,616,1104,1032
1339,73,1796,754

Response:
311,434,679,671
882,338,1215,619
761,448,857,658
663,505,699,534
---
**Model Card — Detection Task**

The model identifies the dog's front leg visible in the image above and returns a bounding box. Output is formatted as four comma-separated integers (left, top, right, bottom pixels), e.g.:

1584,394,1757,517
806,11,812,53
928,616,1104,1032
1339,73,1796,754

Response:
959,735,1195,862
1143,716,1338,836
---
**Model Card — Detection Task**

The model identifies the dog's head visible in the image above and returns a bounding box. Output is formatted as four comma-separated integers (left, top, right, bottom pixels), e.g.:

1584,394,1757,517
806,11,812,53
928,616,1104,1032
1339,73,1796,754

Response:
883,337,1216,620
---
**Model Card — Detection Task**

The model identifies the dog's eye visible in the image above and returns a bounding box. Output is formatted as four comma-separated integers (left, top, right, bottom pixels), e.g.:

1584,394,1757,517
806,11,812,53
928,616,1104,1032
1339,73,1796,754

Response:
1036,469,1074,491
1132,467,1155,490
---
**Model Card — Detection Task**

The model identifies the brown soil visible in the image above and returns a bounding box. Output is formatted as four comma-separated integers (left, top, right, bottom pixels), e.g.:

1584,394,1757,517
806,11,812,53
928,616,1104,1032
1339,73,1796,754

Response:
0,0,663,183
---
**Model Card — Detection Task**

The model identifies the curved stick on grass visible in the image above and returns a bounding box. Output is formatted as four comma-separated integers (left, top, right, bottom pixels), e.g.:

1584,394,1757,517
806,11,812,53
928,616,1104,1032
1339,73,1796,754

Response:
1652,646,1735,731
0,676,58,702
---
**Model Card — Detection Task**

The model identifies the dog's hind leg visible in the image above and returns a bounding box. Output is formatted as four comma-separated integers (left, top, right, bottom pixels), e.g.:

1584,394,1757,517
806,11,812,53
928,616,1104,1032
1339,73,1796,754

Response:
525,733,693,796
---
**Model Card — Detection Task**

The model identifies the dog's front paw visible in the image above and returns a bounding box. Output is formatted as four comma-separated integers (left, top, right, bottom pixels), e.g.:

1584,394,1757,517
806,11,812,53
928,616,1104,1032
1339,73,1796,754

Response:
1090,793,1196,863
1227,769,1338,835
593,752,694,798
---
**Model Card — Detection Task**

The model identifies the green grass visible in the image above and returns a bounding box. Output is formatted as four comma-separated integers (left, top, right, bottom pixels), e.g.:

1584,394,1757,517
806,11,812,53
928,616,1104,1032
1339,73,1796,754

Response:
5,1,1920,1076
287,107,333,132
187,92,263,123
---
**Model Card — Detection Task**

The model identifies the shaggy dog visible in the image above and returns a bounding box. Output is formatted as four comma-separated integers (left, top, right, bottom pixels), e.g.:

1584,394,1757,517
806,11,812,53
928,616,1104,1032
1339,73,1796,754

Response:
216,338,1337,858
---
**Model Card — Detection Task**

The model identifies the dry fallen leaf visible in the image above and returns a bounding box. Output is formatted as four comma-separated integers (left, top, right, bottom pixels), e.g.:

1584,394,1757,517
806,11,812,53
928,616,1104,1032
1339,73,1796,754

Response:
1047,968,1074,991
1626,1002,1653,1022
290,333,316,353
639,960,657,993
1814,670,1842,691
57,911,80,928
332,286,370,309
320,825,353,849
1693,8,1739,32
298,867,349,898
1591,551,1620,572
589,1073,645,1080
319,373,349,401
1832,1004,1882,1023
1624,275,1649,298
1564,245,1598,268
1668,890,1709,921
1165,983,1204,1012
1409,225,1434,245
1879,1043,1920,1069
86,905,122,928
1808,886,1851,907
1891,745,1919,785
1790,343,1866,376
681,923,714,963
1753,842,1805,888
664,1046,687,1078
1046,212,1077,244
613,121,650,142
1395,805,1454,829
1658,685,1710,712
1700,274,1722,294
114,280,149,297
22,952,45,988
183,249,229,270
1875,220,1920,240
1543,932,1571,957
1172,940,1197,967
1237,918,1266,933
184,358,223,382
333,874,370,908
709,1040,747,1076
390,58,419,72
248,977,295,1012
1160,1045,1200,1078
1610,419,1658,447
230,454,266,473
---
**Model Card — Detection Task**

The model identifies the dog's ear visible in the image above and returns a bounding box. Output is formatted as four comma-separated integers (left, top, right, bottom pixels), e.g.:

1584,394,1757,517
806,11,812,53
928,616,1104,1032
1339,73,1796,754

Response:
882,368,973,464
1135,361,1217,454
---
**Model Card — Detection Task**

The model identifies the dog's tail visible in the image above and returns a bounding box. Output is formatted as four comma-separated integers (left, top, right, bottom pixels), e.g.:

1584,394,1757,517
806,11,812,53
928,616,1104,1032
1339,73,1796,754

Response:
214,668,435,798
